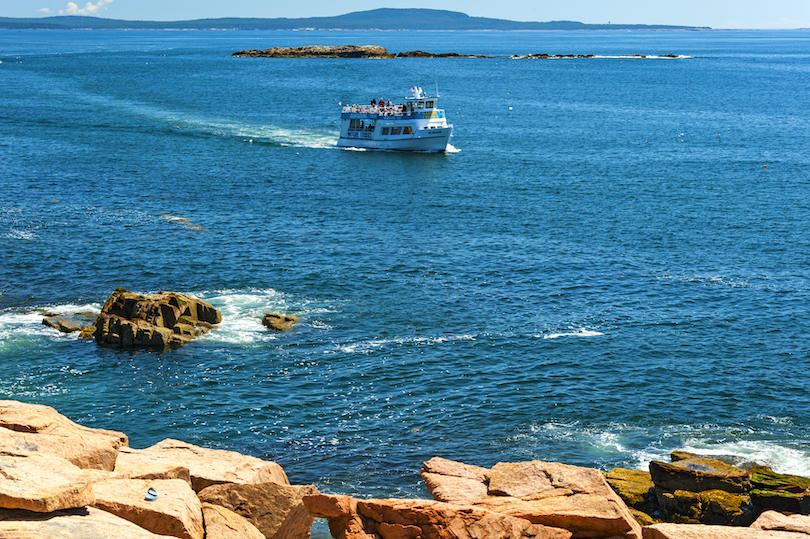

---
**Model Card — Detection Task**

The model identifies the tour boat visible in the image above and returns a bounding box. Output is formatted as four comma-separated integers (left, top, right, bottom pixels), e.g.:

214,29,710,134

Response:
337,87,454,152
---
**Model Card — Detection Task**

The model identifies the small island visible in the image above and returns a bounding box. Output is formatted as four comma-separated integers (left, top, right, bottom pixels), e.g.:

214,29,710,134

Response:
230,45,492,58
231,46,684,60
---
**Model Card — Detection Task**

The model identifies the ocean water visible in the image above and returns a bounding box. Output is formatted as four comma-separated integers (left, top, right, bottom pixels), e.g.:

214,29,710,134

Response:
2,29,810,504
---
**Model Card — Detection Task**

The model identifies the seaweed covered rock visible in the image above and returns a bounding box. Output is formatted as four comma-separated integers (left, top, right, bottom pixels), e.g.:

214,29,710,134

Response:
650,458,750,494
650,456,753,525
93,288,220,348
750,466,810,515
606,468,661,525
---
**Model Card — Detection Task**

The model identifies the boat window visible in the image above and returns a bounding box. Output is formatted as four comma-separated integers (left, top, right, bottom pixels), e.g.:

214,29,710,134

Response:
403,126,413,135
417,102,425,109
382,127,390,135
425,101,434,108
391,127,402,135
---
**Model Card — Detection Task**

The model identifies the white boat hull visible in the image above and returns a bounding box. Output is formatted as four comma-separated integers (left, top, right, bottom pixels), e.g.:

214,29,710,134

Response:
337,126,453,152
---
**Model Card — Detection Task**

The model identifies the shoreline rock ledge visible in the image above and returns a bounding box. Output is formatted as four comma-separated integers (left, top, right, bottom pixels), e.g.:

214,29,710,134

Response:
5,398,810,539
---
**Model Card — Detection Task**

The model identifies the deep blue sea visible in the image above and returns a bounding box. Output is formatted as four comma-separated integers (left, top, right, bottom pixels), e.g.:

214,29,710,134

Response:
2,29,810,508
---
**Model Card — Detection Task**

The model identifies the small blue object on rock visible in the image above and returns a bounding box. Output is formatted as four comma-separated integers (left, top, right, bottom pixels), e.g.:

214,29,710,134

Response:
145,487,158,501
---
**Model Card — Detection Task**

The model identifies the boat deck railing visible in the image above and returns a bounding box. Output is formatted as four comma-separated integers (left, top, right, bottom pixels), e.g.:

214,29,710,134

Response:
342,104,410,116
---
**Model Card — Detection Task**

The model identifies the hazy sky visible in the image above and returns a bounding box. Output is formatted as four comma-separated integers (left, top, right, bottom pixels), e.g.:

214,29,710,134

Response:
4,0,809,29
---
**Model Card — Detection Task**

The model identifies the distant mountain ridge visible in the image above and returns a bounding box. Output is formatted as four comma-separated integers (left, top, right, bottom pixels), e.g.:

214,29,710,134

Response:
0,8,710,31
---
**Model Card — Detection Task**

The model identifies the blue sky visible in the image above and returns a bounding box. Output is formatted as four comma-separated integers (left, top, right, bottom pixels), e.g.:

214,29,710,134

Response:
3,0,809,29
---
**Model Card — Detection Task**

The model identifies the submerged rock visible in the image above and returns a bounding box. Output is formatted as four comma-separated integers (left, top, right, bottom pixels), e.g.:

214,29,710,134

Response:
42,311,96,338
262,312,298,331
93,288,221,349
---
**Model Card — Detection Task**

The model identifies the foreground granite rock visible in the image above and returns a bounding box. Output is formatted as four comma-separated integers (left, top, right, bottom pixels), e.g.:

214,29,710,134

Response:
91,478,204,539
202,502,266,539
0,399,127,471
115,438,289,492
421,456,643,538
232,45,394,58
199,482,319,539
304,493,573,539
0,507,177,538
642,522,809,538
0,454,95,513
94,288,221,348
752,511,810,534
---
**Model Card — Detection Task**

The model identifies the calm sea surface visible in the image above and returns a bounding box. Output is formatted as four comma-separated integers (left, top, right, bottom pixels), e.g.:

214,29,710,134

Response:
1,29,809,504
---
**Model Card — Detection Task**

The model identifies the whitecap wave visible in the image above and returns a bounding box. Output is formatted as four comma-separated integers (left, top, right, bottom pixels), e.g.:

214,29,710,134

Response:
525,421,810,476
193,288,333,345
6,229,37,240
541,329,604,339
327,333,477,355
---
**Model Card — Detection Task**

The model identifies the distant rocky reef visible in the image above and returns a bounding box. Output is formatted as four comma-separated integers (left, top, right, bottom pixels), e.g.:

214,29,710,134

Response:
231,45,683,59
232,45,394,58
231,45,490,58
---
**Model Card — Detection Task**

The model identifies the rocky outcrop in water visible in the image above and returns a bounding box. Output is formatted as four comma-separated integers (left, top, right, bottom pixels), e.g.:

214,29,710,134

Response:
262,312,298,331
41,311,96,338
93,288,221,348
232,45,394,58
396,50,492,58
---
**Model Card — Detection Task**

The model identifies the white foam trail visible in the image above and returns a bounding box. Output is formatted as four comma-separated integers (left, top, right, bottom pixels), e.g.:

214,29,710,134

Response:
541,329,604,339
193,288,335,345
327,334,476,355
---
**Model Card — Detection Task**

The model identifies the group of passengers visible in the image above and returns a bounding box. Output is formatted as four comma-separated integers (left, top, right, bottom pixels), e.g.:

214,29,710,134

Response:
369,98,406,115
